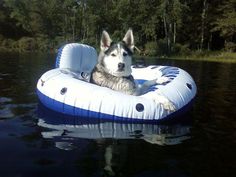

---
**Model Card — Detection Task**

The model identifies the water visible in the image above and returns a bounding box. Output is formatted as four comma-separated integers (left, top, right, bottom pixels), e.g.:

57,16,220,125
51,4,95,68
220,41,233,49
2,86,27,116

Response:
0,53,235,177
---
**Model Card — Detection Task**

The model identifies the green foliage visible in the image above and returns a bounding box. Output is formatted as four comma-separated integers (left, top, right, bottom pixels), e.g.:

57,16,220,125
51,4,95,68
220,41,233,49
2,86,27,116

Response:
0,38,17,52
156,39,169,56
34,36,51,51
224,42,236,52
17,37,36,52
172,43,191,55
0,0,235,55
212,0,236,41
170,51,236,63
145,42,158,56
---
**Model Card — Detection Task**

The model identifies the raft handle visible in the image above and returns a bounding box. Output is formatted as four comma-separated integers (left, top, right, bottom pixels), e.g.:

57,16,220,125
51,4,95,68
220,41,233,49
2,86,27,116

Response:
40,79,45,86
60,87,67,95
136,103,144,112
186,83,192,90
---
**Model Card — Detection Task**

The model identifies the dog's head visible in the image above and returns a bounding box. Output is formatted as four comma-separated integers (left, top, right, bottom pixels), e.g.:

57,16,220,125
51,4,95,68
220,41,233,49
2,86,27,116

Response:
99,29,134,77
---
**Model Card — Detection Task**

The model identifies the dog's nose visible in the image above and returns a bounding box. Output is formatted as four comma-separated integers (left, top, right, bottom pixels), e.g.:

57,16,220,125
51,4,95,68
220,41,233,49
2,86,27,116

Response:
118,63,125,70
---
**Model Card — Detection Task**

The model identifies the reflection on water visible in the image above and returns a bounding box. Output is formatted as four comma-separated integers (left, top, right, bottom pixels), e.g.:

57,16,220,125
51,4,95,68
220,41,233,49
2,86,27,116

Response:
37,103,192,176
0,96,37,119
37,104,192,148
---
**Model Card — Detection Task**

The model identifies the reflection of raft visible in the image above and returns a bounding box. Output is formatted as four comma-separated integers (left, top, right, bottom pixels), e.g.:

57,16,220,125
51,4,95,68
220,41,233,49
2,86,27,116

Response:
36,43,197,122
37,103,191,145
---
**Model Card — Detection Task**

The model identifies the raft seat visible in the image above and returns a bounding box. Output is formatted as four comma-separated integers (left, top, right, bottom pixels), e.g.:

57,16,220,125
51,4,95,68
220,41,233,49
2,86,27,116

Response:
55,43,98,81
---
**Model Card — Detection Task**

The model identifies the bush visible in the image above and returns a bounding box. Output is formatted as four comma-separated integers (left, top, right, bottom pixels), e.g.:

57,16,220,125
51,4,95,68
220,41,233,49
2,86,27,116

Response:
144,39,175,57
144,41,158,56
156,39,168,56
18,37,37,52
172,43,191,55
224,42,236,52
0,38,18,52
35,35,51,51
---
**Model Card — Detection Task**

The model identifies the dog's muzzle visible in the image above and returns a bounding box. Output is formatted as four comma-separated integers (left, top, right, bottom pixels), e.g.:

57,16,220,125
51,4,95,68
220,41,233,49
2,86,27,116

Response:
118,62,125,71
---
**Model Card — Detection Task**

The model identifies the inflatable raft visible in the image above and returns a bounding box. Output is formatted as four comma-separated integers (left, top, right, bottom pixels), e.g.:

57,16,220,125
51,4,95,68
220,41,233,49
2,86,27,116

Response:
36,43,197,122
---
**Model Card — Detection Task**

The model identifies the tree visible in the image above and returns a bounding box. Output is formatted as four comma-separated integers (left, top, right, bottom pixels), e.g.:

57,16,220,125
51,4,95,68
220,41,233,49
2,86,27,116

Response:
1,0,235,53
212,0,236,51
0,0,26,38
156,0,188,54
4,0,81,40
200,0,208,51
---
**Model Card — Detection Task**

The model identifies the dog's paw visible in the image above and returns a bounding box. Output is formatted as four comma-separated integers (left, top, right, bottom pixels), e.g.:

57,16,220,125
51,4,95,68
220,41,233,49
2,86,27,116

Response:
153,95,176,112
161,99,176,112
156,76,170,85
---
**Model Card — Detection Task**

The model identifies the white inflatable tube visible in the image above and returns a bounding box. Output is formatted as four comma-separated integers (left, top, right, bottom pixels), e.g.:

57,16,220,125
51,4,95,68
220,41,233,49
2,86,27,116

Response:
37,43,197,122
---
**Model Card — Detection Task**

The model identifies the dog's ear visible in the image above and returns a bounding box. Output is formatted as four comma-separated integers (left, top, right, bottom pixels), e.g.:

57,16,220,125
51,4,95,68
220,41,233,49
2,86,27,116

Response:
123,29,134,52
101,30,112,51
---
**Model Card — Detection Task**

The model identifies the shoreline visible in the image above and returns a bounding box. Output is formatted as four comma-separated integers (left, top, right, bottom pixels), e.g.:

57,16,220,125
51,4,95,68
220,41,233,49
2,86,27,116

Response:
135,52,236,63
1,49,235,63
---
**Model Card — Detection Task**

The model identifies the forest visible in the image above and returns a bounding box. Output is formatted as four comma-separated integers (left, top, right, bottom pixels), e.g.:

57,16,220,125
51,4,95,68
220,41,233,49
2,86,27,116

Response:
0,0,235,58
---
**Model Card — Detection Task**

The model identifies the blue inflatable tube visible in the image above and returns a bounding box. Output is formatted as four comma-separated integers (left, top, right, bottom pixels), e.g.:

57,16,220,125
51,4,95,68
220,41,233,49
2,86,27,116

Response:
36,43,197,122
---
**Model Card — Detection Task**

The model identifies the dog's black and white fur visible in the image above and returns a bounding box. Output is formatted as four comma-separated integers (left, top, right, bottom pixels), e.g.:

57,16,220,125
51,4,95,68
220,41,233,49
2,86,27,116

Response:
91,29,176,111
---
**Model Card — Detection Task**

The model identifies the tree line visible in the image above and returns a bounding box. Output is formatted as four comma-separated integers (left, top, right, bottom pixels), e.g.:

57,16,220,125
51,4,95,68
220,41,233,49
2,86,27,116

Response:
0,0,235,55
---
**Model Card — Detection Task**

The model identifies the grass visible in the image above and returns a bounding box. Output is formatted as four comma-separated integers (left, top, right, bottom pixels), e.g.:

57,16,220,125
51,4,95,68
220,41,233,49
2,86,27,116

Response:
168,51,236,63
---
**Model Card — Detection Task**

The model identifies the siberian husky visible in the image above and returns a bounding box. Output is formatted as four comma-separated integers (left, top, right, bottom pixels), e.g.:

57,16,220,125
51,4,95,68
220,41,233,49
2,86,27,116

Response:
90,29,175,111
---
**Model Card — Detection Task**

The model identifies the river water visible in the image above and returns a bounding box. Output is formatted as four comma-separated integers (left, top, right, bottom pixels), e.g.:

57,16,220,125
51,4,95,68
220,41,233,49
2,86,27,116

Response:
0,52,235,177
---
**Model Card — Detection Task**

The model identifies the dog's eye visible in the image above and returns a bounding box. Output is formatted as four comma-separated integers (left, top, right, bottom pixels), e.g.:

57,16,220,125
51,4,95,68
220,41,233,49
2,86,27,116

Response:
111,53,116,57
123,52,128,57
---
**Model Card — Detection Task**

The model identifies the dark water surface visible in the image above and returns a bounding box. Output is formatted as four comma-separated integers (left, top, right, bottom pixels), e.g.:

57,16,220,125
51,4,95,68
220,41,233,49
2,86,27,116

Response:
0,53,235,177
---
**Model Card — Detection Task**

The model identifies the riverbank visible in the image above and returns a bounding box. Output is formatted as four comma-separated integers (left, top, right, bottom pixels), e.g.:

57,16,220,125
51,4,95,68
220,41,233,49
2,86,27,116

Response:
135,51,236,63
169,51,236,63
1,46,235,63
